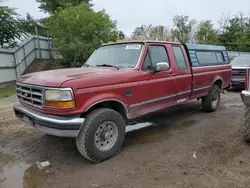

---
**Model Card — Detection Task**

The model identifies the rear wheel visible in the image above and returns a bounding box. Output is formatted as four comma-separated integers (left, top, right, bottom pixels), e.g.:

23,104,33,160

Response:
76,108,126,163
202,85,221,112
241,106,250,142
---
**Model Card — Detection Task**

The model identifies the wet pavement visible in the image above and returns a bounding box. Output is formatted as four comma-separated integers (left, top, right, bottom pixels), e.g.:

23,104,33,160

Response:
1,91,250,188
0,152,51,188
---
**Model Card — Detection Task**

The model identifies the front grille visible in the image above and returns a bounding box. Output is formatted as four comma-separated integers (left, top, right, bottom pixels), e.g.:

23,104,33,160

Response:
232,75,245,81
16,82,44,107
232,69,246,76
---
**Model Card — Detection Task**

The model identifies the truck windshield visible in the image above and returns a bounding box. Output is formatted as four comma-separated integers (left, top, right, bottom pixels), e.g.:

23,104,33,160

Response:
85,43,143,68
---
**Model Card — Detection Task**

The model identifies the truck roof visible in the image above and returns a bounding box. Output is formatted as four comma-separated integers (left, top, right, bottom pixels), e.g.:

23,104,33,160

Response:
185,44,227,51
101,41,227,51
101,40,181,46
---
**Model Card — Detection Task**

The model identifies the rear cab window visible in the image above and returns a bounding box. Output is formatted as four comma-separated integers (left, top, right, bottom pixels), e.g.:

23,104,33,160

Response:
216,52,225,63
172,46,187,70
196,51,225,66
185,44,229,67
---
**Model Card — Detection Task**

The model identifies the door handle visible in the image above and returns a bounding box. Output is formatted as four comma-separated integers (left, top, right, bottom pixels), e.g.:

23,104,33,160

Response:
168,73,176,76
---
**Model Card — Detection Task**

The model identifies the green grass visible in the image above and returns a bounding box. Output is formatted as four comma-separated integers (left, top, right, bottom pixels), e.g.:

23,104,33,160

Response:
0,85,16,98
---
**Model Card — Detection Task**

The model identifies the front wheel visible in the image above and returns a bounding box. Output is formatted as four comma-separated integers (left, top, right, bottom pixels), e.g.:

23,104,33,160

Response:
241,106,250,142
76,108,126,163
202,85,221,112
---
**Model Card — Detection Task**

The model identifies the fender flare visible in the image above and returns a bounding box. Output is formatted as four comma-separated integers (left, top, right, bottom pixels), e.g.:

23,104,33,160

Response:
211,76,223,88
81,93,129,115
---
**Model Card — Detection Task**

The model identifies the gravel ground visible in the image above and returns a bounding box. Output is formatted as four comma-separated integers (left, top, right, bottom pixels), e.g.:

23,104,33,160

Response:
0,91,250,188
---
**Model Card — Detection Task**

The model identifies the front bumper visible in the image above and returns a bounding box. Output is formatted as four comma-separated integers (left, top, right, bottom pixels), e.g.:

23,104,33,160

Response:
231,79,245,87
241,91,250,106
13,103,85,137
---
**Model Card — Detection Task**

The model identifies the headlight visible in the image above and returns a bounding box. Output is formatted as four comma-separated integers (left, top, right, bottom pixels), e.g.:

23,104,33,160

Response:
45,90,73,101
44,89,75,109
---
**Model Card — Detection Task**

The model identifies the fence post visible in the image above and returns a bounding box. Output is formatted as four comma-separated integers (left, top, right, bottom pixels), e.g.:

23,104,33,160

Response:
14,46,20,78
35,27,42,59
13,48,18,80
23,45,27,73
47,30,51,60
33,38,37,59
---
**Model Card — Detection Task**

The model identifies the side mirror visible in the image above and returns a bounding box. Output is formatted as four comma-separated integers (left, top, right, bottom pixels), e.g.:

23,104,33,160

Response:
155,62,170,72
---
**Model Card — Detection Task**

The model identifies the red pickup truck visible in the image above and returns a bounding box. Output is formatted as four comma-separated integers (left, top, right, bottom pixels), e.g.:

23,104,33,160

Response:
13,41,232,162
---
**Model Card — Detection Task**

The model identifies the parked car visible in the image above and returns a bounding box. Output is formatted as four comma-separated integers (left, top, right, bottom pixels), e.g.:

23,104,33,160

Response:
231,55,250,88
13,41,232,162
240,67,250,141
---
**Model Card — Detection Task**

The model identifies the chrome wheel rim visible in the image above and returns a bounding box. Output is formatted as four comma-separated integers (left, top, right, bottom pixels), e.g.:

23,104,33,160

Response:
94,121,118,151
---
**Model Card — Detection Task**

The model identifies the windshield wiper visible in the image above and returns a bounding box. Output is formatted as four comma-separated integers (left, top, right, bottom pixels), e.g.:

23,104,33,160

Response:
96,64,120,70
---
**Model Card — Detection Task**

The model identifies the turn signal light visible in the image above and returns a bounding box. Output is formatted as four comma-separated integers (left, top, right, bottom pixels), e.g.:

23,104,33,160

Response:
45,100,75,109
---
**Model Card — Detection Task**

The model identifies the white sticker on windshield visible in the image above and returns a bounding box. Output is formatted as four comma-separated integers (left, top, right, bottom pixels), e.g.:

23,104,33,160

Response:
125,44,141,50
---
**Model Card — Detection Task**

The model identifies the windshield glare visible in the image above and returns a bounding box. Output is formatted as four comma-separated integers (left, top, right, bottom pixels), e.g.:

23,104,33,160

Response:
85,43,143,68
231,55,250,66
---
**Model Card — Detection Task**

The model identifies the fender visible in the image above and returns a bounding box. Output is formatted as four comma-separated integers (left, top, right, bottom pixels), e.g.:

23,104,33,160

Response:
211,76,223,88
79,92,129,114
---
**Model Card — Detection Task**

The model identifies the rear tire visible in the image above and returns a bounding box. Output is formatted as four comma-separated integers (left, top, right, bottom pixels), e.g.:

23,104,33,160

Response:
202,85,221,112
241,106,250,142
76,108,126,163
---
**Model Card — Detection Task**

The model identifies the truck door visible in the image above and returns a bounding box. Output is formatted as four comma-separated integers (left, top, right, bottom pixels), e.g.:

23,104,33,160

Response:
170,45,192,103
131,44,177,117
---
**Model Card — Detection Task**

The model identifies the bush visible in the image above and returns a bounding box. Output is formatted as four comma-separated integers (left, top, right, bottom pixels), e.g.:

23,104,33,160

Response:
46,3,120,67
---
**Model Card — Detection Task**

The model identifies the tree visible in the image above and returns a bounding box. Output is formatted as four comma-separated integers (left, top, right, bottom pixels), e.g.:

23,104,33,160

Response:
172,15,196,43
18,13,47,37
0,6,22,48
218,12,231,34
118,31,125,40
46,4,120,67
132,24,170,40
36,0,93,13
132,24,151,40
194,20,218,44
218,12,250,51
150,25,170,40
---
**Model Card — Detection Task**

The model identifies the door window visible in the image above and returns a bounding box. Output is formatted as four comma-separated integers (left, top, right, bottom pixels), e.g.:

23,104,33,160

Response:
142,45,169,71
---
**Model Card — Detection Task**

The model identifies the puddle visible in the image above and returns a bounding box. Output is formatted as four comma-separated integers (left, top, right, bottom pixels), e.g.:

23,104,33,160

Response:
0,152,51,188
23,165,53,188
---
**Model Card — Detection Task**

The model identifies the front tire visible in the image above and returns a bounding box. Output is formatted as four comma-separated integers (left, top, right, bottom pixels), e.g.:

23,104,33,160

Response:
202,85,221,112
241,106,250,142
76,108,126,163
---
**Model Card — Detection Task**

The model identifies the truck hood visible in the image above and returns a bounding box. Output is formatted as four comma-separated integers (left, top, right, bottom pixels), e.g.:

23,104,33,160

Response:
231,65,247,69
18,67,118,87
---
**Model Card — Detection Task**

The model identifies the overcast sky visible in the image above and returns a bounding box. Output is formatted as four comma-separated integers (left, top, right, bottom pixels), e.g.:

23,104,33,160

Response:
2,0,250,35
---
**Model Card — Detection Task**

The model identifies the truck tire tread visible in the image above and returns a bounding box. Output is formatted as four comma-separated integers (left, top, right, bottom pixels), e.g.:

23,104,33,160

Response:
76,108,125,163
242,106,250,142
202,84,221,112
